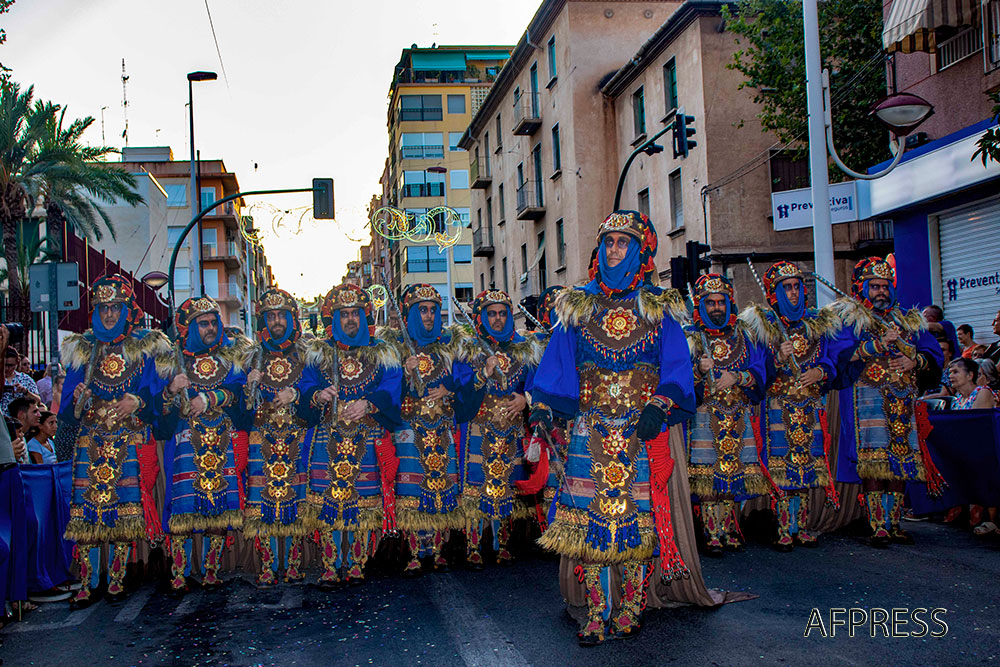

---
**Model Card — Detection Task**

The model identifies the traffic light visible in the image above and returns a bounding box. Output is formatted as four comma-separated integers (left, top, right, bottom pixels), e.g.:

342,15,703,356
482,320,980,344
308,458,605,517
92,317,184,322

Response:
672,107,697,159
312,178,335,219
685,240,711,286
309,313,319,332
670,255,690,293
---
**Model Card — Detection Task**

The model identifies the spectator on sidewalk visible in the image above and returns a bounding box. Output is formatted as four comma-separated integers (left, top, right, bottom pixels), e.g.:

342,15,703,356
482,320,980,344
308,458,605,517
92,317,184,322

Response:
2,347,39,418
26,412,58,465
983,310,1000,365
34,365,55,409
958,324,980,358
923,305,960,360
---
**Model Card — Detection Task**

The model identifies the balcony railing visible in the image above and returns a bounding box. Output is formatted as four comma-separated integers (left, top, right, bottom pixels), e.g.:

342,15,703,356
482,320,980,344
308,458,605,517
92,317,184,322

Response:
401,183,446,198
513,92,542,135
851,219,894,251
401,145,445,160
405,258,447,273
393,67,499,87
516,180,545,220
473,225,494,256
987,0,1000,71
937,26,982,70
470,155,491,189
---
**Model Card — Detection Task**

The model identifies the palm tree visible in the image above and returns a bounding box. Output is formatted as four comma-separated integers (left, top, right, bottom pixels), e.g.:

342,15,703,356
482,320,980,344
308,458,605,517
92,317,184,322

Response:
31,105,144,254
0,220,60,290
0,80,144,318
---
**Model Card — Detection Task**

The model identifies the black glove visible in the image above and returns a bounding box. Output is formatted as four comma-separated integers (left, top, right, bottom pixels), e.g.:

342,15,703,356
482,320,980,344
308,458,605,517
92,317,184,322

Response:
529,405,553,431
635,402,667,441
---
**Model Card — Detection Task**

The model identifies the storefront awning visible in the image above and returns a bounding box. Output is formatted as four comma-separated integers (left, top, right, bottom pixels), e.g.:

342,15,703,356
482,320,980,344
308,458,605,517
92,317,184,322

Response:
882,0,978,54
411,52,467,71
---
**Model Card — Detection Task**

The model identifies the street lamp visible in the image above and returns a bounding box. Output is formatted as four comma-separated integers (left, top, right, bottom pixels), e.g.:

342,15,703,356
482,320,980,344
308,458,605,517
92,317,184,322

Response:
823,69,934,181
141,271,169,290
187,70,217,297
425,165,455,325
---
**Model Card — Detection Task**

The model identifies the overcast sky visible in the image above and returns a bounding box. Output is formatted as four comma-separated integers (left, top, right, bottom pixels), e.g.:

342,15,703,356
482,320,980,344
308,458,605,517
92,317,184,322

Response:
2,0,538,296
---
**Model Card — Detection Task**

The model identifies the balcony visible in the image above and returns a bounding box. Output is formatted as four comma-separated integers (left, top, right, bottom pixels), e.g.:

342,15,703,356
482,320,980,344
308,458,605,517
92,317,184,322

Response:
513,92,542,136
851,219,893,252
470,155,492,189
473,225,494,256
937,26,981,70
202,242,243,269
988,0,1000,71
401,183,446,199
400,145,445,160
516,180,545,220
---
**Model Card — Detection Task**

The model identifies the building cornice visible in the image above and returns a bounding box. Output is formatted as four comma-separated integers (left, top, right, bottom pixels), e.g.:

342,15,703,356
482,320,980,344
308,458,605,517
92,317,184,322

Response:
600,0,729,99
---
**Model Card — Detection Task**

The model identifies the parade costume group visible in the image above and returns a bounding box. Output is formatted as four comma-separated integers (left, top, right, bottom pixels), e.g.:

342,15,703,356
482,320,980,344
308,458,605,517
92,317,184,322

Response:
57,211,945,646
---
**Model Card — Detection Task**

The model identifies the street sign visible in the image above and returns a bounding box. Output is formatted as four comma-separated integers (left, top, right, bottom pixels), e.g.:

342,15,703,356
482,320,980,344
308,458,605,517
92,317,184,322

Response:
771,180,864,231
29,262,81,312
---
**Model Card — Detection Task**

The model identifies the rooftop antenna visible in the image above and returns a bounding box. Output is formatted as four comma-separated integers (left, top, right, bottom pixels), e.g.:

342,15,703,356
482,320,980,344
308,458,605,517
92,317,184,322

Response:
121,58,130,146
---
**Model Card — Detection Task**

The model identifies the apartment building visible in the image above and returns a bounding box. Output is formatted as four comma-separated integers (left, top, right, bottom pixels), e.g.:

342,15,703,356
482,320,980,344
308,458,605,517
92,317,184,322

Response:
383,44,512,316
870,0,1000,342
120,146,272,331
461,0,689,323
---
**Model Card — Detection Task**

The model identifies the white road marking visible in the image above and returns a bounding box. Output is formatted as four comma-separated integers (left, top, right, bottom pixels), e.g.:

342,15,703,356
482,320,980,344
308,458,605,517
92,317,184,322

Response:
114,587,153,623
6,600,99,633
172,589,202,616
428,574,531,667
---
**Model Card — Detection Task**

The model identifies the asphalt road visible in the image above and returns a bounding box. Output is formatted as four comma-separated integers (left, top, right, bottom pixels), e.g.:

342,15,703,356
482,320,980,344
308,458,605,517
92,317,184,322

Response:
2,520,998,666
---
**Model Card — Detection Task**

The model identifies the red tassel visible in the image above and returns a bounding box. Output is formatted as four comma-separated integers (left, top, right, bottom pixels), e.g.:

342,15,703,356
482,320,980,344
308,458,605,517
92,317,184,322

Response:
646,430,688,582
375,429,399,531
232,430,250,510
225,534,234,548
574,563,585,583
752,414,785,500
138,435,163,541
312,529,321,545
515,440,549,495
817,409,841,510
254,536,261,552
915,402,946,498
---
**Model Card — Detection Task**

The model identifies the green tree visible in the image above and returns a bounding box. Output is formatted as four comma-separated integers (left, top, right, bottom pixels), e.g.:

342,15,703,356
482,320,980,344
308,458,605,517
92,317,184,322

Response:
0,80,143,317
971,91,1000,166
722,0,891,180
0,0,16,82
0,220,60,290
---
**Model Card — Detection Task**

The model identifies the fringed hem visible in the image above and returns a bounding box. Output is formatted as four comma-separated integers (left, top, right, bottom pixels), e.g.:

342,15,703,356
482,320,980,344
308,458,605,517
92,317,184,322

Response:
769,463,830,491
396,507,467,532
688,466,772,500
857,457,925,483
536,520,657,563
65,514,147,543
459,494,533,522
168,510,243,534
305,507,382,533
242,516,310,539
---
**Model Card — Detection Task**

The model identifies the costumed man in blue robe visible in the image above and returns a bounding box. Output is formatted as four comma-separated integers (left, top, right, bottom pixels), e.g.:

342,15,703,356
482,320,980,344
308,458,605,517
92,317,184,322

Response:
60,275,175,607
243,288,311,586
740,261,840,551
301,283,402,588
391,284,475,575
162,296,251,592
529,211,695,646
685,273,769,557
458,289,542,567
829,257,943,548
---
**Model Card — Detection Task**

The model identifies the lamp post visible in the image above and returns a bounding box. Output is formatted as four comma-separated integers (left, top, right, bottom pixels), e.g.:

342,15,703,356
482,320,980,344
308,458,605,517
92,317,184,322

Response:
141,270,169,328
187,70,218,297
426,165,454,325
801,0,934,304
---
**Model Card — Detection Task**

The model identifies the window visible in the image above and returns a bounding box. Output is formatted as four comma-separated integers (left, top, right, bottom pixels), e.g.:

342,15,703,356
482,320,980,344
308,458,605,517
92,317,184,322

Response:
453,244,472,264
202,227,218,257
401,132,444,159
175,269,191,292
489,265,495,289
551,124,561,172
664,58,678,112
453,207,471,226
402,170,445,198
521,243,528,275
200,187,215,211
164,184,187,207
203,268,220,298
556,218,565,266
529,64,540,116
480,273,486,291
455,282,473,303
400,94,442,121
483,132,491,173
450,170,469,190
486,196,493,227
532,144,543,206
477,208,482,231
405,245,446,273
495,114,502,150
669,169,684,229
537,231,547,291
448,132,464,152
501,258,508,291
632,86,646,137
638,188,650,218
547,36,557,81
498,184,505,221
447,94,466,114
167,226,188,249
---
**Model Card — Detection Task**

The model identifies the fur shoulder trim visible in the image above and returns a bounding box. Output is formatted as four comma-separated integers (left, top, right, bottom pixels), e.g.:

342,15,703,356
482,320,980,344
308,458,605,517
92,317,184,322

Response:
553,288,596,328
441,324,476,364
829,298,925,337
739,304,780,347
361,338,402,368
61,333,94,371
219,333,255,371
505,334,544,367
636,287,688,325
127,329,176,379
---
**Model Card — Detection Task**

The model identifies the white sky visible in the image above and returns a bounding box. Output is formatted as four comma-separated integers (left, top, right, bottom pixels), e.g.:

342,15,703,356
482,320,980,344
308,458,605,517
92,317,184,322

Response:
2,0,538,296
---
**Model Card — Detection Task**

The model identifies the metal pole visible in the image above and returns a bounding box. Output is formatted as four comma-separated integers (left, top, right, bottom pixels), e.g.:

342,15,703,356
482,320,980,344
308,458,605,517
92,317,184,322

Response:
443,183,454,326
612,120,674,211
188,79,203,296
244,217,253,333
47,263,59,377
803,0,835,305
